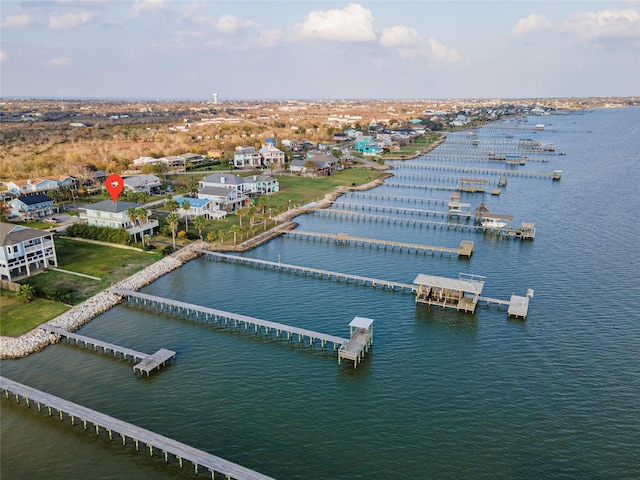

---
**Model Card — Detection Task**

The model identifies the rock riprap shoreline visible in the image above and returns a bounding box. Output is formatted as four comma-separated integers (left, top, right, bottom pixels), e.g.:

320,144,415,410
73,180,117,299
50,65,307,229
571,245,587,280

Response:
0,246,200,359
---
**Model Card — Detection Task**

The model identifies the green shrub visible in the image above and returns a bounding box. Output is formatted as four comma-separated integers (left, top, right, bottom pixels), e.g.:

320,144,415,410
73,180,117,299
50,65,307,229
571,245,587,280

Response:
65,223,130,245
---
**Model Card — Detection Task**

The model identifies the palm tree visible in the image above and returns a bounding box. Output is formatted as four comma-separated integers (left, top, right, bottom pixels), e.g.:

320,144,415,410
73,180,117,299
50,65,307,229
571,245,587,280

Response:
218,230,226,243
206,231,217,243
247,206,256,227
180,199,191,232
193,215,206,240
166,213,180,249
17,284,35,303
165,199,179,214
126,207,139,244
256,196,267,215
135,207,148,247
236,208,246,228
230,224,239,245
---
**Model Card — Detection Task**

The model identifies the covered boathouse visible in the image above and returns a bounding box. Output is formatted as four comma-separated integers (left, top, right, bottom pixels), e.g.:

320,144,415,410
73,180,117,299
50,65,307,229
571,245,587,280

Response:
413,273,485,313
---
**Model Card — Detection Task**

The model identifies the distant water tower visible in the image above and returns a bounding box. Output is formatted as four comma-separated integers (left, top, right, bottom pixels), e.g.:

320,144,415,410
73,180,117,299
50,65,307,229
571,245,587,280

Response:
213,93,218,104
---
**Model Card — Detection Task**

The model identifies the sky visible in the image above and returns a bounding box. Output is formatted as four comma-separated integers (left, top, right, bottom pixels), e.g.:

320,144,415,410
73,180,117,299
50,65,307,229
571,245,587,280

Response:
1,0,639,100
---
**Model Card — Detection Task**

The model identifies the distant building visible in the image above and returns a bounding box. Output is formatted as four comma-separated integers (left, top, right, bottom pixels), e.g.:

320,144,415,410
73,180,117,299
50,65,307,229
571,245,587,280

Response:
0,223,58,281
6,175,76,196
354,135,373,152
233,146,262,168
9,194,57,220
259,145,285,166
198,186,244,212
122,175,161,194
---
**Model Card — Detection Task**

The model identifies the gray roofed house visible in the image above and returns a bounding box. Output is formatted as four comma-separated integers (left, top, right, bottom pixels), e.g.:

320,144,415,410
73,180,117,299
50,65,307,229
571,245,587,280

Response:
198,186,245,212
9,193,56,220
79,200,158,239
0,223,58,281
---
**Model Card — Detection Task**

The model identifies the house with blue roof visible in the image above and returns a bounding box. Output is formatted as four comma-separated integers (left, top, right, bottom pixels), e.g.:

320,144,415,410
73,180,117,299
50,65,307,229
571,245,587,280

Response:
174,196,227,220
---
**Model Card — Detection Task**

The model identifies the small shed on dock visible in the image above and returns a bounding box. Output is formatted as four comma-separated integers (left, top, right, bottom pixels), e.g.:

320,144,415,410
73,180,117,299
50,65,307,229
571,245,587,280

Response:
447,192,471,217
338,317,374,369
414,273,484,313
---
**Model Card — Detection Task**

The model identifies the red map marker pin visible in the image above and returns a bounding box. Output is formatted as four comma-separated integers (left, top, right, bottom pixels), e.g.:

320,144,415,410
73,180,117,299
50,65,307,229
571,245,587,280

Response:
105,174,124,203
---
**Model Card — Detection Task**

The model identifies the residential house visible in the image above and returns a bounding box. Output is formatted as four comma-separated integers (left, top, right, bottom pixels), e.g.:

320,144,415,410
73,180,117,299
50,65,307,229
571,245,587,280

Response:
173,196,227,220
198,186,245,212
123,175,161,195
199,173,251,195
307,151,343,174
242,175,280,195
6,175,76,196
178,153,206,167
233,146,262,168
333,133,348,142
79,200,158,240
354,135,374,152
9,194,57,220
0,223,58,281
259,145,285,166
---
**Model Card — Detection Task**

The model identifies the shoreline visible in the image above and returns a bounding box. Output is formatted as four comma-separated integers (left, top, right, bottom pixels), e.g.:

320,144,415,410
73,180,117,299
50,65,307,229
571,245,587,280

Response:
0,175,389,360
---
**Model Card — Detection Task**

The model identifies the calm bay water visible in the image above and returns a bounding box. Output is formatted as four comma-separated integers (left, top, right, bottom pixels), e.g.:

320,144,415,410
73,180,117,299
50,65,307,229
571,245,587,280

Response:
2,108,639,479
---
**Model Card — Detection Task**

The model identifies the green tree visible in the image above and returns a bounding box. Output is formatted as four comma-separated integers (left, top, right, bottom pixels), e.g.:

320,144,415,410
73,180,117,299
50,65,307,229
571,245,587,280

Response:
126,207,139,244
193,215,206,240
230,224,239,245
206,231,217,243
180,199,191,232
17,284,35,303
135,207,148,247
256,196,267,215
166,213,180,249
187,178,199,196
236,208,246,228
152,162,169,182
247,206,256,227
165,199,179,214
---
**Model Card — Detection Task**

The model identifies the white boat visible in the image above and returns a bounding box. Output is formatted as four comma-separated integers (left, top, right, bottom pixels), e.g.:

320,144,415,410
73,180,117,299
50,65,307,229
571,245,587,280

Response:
482,218,507,229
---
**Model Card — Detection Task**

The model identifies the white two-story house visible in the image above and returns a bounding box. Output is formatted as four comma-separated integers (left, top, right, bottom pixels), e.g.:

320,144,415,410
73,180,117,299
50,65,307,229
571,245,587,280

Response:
79,200,158,240
233,146,262,168
0,223,58,281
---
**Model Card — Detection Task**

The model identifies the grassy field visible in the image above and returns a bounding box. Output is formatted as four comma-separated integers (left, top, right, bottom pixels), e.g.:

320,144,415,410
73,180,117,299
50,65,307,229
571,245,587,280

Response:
381,134,442,159
18,237,163,304
0,289,70,337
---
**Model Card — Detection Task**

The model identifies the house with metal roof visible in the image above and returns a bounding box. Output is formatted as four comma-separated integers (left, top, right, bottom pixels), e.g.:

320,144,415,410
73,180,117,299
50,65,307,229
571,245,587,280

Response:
173,196,227,220
79,200,158,239
233,146,262,168
122,175,161,194
259,145,285,166
6,175,76,196
9,194,57,220
197,187,245,212
0,223,58,281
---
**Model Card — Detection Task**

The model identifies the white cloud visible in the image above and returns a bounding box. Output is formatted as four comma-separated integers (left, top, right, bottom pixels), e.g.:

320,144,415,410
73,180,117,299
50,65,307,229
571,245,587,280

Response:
380,25,422,48
131,0,166,17
563,9,640,41
252,29,284,48
49,12,93,30
43,57,73,68
214,14,258,35
380,24,461,65
0,51,7,62
293,3,376,42
511,9,640,44
1,13,33,28
510,13,554,37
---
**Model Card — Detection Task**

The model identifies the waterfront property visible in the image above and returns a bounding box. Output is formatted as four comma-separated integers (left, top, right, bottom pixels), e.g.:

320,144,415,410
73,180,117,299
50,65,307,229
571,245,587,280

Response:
0,224,58,281
173,196,227,220
79,200,159,239
1,376,275,480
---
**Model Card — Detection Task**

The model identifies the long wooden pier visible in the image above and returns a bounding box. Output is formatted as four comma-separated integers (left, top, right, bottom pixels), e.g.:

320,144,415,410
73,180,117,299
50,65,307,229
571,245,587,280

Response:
108,287,349,351
392,163,560,179
1,376,274,480
346,191,449,206
40,325,176,376
332,201,472,219
193,250,417,293
194,251,530,319
282,230,473,257
311,209,532,238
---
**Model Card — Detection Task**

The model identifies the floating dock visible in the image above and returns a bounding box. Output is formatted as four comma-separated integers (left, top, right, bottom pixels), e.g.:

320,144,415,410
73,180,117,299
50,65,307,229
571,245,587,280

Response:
1,376,274,480
282,230,474,257
40,325,176,376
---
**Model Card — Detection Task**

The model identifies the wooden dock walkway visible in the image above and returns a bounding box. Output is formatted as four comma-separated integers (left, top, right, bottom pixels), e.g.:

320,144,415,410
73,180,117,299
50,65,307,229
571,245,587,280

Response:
193,250,417,294
282,230,473,257
392,163,560,179
1,376,275,480
346,191,449,206
333,201,472,219
108,287,349,351
311,209,532,239
40,325,176,376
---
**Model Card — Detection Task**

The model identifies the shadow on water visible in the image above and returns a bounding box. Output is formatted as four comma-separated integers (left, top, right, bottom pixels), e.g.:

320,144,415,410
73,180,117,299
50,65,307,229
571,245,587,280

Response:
413,304,479,334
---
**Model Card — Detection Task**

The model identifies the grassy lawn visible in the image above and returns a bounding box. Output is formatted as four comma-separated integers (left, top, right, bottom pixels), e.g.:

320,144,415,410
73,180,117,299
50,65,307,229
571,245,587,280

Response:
18,237,163,307
0,289,70,337
381,134,442,159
